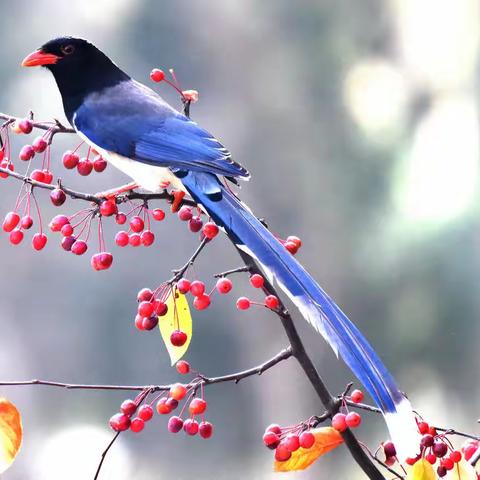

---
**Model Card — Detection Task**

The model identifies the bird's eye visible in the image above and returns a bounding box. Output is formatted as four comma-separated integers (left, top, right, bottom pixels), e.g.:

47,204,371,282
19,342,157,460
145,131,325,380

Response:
61,45,75,55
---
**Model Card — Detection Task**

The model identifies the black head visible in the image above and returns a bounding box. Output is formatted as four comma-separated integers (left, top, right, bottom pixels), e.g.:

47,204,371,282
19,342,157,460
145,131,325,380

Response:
22,37,130,121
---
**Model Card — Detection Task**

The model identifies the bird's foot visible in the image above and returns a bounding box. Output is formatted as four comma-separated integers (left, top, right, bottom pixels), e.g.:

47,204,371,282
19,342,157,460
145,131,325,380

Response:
94,182,139,199
170,190,186,213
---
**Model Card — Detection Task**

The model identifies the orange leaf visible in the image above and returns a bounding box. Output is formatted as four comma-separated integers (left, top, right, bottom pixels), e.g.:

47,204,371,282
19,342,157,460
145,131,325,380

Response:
274,427,343,472
0,398,22,474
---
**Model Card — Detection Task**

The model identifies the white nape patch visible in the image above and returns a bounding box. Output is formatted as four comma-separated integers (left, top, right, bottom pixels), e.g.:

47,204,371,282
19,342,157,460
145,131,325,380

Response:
385,398,421,461
75,130,186,193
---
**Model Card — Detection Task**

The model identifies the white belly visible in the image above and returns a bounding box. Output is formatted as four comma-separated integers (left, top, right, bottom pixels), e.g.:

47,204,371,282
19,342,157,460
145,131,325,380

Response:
76,130,186,193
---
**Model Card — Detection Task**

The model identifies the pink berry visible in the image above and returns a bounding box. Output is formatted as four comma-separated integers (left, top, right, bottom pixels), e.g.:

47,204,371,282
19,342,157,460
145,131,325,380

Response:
130,216,144,233
115,213,127,225
61,224,74,237
350,389,364,403
120,399,137,416
383,441,397,458
263,431,280,449
345,412,361,428
30,169,45,182
130,417,145,433
299,431,315,449
93,156,107,172
18,119,33,134
177,278,191,294
141,230,155,246
284,434,300,452
167,416,183,433
0,161,14,178
2,212,20,232
137,404,154,422
71,240,88,255
91,252,113,271
99,200,117,217
265,295,279,309
188,398,207,415
77,158,93,176
9,229,24,245
433,440,448,458
274,444,292,462
115,231,129,247
216,278,233,294
61,236,76,251
183,418,199,436
177,206,192,221
236,297,251,310
176,360,190,374
152,208,165,221
141,315,158,330
249,274,264,288
285,241,299,255
332,413,347,432
189,280,205,297
19,145,35,161
193,294,211,310
42,170,53,184
137,288,153,302
138,301,154,317
32,233,47,251
20,215,33,230
202,222,219,239
50,188,66,206
129,233,141,246
32,136,48,153
189,216,203,233
266,424,282,435
62,151,79,169
150,69,165,82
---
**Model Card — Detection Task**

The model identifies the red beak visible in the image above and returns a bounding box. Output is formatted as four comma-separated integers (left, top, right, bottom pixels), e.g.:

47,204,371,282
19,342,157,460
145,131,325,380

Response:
21,50,60,67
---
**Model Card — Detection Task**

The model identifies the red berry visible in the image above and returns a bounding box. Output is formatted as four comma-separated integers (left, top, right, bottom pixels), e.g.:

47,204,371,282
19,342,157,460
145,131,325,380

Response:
216,278,233,294
19,145,35,161
193,294,211,310
138,301,154,317
99,200,117,217
440,458,454,470
77,158,93,176
49,214,70,232
345,412,361,428
9,229,24,245
0,161,14,178
156,397,172,415
177,278,191,294
202,222,219,239
18,119,33,134
263,431,280,449
71,240,88,255
141,315,158,330
299,431,315,449
189,216,203,232
137,288,153,302
332,413,347,432
464,443,478,460
437,466,447,477
60,224,74,237
170,330,188,346
115,231,129,247
153,299,168,316
286,235,302,249
42,170,53,184
199,421,213,439
61,236,76,251
137,404,154,422
169,383,187,401
32,136,48,153
166,398,178,410
183,418,199,436
450,450,462,463
120,399,137,416
406,456,419,466
167,416,183,433
62,151,79,169
189,398,207,415
30,169,44,182
383,441,397,458
50,188,66,206
421,434,434,448
176,360,190,375
130,216,144,232
2,212,20,232
130,417,145,433
285,241,299,255
433,440,448,458
134,314,145,330
249,274,264,288
417,421,429,435
150,69,165,82
236,297,251,310
0,149,3,161
284,434,300,452
115,213,127,225
141,230,155,246
129,233,141,246
32,233,47,251
189,280,205,297
265,295,279,309
20,215,33,230
109,413,131,432
178,206,192,221
350,389,364,403
426,453,437,464
91,252,113,271
274,444,292,462
266,424,282,435
93,156,107,172
152,208,165,221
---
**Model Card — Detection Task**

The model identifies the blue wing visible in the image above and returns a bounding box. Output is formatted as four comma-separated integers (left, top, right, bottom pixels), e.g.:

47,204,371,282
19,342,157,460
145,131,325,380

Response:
73,79,249,179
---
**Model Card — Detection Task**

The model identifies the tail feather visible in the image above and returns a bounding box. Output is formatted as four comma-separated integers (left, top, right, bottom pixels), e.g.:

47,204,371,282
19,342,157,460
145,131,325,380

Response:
181,171,419,458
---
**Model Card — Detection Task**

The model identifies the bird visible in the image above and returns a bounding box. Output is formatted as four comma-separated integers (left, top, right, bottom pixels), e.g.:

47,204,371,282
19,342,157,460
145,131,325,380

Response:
22,37,418,457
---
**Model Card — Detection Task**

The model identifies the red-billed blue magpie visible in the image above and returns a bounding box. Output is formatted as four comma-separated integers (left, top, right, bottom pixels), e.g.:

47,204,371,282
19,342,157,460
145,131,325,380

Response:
22,37,418,456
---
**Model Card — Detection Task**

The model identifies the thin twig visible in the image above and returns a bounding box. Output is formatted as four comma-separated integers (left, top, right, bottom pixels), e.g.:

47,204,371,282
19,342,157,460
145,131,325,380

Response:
93,432,120,480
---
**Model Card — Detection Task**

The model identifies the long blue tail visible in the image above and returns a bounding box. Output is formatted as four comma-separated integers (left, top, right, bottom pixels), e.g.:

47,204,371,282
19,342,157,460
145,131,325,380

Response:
180,171,418,458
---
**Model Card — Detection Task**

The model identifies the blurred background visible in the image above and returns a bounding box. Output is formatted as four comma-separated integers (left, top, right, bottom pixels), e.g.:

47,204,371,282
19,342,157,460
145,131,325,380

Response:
0,0,479,478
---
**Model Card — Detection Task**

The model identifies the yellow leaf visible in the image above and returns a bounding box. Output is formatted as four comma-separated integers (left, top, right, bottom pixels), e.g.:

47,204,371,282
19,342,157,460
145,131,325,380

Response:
406,459,436,480
450,459,477,480
159,287,192,365
274,427,343,472
0,398,22,474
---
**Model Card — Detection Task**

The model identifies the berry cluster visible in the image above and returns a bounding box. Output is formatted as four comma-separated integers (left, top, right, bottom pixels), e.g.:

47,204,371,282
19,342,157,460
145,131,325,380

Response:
62,148,107,176
262,422,316,462
330,389,364,432
109,361,214,440
134,286,169,332
149,68,199,104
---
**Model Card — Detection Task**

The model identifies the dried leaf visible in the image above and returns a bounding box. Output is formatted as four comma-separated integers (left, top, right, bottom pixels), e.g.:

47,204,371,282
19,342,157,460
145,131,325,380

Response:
159,287,192,365
274,427,343,472
406,459,436,480
0,398,22,474
450,459,477,480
